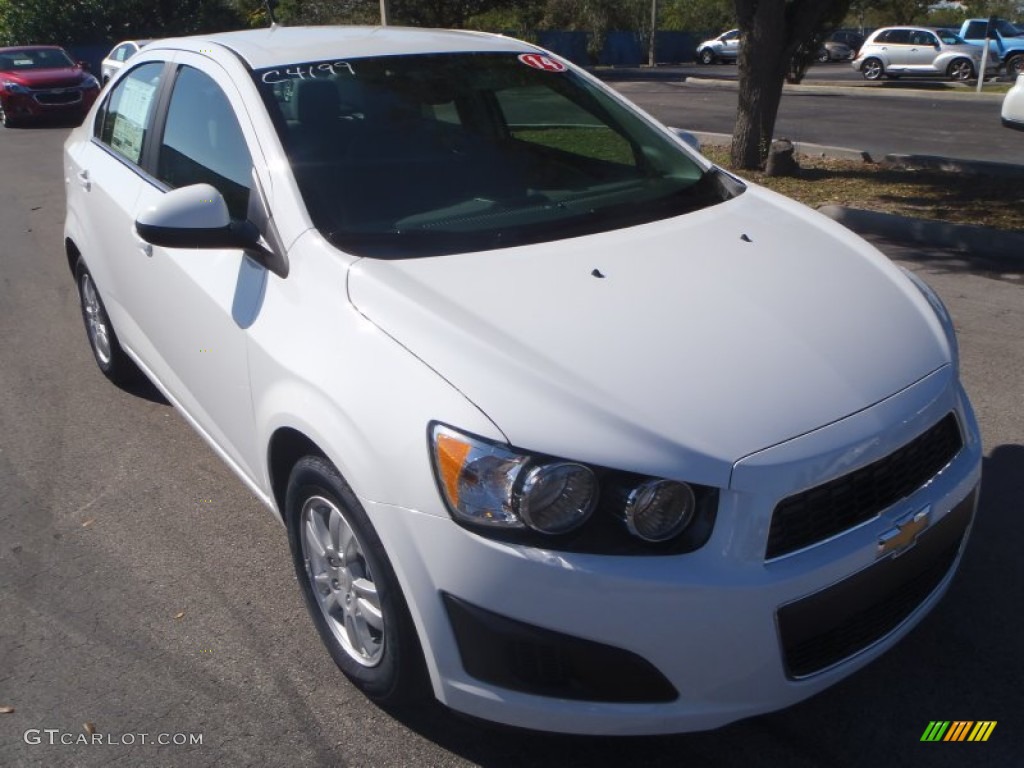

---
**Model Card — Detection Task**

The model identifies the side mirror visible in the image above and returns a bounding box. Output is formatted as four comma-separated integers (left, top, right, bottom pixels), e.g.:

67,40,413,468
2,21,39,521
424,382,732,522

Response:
78,60,90,71
136,182,289,278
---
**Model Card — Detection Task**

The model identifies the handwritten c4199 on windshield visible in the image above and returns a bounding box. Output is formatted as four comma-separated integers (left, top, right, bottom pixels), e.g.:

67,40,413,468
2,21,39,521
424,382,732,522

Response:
261,61,354,84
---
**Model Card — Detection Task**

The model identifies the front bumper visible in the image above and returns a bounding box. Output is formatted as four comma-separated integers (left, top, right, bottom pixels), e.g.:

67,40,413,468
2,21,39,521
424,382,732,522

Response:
1,87,97,120
366,367,981,734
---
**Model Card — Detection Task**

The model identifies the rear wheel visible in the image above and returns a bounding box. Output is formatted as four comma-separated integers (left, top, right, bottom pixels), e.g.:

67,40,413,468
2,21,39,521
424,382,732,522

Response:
699,48,715,65
947,58,974,82
286,456,427,705
75,259,139,386
862,57,884,81
817,48,831,63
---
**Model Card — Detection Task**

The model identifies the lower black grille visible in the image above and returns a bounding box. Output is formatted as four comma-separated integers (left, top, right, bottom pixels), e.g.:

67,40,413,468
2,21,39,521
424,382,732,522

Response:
778,490,974,678
35,89,82,105
767,413,963,559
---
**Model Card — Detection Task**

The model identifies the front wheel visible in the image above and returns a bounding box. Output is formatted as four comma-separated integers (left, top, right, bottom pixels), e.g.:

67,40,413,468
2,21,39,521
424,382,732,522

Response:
0,100,18,128
1005,54,1024,79
286,456,427,705
817,48,831,63
948,58,974,82
861,57,884,80
699,48,715,65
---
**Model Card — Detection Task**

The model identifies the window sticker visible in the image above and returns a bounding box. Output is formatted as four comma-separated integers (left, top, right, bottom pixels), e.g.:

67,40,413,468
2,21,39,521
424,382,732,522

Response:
517,53,567,72
110,76,156,162
261,61,355,84
13,59,32,66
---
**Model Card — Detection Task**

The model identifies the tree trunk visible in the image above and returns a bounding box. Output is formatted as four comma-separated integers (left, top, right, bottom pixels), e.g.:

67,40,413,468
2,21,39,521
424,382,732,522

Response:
730,0,849,170
731,0,792,169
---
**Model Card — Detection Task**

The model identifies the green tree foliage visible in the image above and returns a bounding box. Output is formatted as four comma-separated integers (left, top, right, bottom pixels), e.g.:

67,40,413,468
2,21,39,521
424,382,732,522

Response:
660,0,734,33
0,0,242,45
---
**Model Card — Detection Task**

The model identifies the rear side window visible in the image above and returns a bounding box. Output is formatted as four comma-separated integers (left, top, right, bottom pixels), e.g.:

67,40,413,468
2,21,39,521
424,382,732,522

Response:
962,21,986,39
876,30,911,45
96,62,164,165
156,66,253,219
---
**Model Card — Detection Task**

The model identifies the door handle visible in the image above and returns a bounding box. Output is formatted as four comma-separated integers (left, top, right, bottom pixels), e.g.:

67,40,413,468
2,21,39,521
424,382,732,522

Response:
76,170,91,190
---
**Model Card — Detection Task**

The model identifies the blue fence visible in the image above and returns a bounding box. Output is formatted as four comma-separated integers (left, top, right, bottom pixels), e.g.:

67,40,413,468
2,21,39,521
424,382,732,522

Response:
537,30,701,66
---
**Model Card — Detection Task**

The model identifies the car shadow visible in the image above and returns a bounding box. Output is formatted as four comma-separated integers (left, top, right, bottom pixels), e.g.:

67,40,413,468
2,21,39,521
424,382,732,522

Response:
121,372,169,406
378,445,1023,767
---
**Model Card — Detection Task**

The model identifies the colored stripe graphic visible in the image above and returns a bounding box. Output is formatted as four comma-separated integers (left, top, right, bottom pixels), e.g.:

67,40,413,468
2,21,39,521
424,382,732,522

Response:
922,721,996,742
921,721,950,741
968,722,997,742
944,721,972,741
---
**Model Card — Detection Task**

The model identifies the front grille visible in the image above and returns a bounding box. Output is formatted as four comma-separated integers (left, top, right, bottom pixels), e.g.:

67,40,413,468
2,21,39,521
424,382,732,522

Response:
767,413,962,559
34,89,82,105
777,491,973,678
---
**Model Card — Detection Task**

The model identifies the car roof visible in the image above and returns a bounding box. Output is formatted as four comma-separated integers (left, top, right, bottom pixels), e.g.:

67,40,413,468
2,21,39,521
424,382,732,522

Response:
0,45,66,53
150,26,538,70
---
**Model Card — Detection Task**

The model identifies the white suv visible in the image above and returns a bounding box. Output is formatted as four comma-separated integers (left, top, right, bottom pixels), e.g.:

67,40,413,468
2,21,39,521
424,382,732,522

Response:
64,26,981,735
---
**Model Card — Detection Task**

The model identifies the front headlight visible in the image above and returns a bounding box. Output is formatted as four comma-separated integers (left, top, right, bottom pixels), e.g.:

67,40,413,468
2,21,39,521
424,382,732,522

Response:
901,267,959,369
431,424,597,534
430,423,719,553
81,74,100,89
3,82,31,94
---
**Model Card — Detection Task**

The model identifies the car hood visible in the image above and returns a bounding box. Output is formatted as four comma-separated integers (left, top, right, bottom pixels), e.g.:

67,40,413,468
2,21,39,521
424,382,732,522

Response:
347,186,950,488
1,67,85,88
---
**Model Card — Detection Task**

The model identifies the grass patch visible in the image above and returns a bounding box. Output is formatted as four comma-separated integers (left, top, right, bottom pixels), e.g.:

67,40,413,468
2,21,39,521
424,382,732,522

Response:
702,146,1023,234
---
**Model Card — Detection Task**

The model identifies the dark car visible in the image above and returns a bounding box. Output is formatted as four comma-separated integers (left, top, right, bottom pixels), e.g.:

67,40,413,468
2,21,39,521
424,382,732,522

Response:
0,46,100,127
829,29,866,55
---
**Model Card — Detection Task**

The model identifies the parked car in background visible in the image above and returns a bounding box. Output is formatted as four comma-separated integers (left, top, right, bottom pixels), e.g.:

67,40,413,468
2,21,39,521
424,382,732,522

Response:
64,26,982,736
959,18,1024,78
1002,73,1024,129
853,27,993,81
0,46,100,127
696,29,740,64
817,40,854,62
100,39,151,84
829,29,866,55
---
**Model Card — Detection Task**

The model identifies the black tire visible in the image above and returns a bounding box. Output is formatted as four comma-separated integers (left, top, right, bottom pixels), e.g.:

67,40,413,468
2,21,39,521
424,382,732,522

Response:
816,48,831,63
947,58,974,82
861,57,884,81
285,455,427,705
75,258,139,386
0,101,19,128
699,48,715,65
1006,54,1024,79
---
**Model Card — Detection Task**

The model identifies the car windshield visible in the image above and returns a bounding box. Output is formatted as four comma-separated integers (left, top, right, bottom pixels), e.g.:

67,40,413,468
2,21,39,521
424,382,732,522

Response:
253,52,741,258
0,48,74,71
996,20,1023,37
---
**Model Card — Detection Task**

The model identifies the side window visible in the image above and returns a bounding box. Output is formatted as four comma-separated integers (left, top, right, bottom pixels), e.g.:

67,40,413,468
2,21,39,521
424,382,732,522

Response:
884,30,911,45
495,85,636,167
963,21,985,39
96,62,164,165
156,66,253,220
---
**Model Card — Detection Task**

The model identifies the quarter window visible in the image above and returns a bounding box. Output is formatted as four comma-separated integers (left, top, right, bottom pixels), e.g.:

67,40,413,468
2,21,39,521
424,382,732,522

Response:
157,66,252,219
96,62,164,165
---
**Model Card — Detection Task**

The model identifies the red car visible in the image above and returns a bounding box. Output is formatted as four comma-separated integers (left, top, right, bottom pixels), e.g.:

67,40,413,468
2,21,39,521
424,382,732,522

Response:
0,46,100,127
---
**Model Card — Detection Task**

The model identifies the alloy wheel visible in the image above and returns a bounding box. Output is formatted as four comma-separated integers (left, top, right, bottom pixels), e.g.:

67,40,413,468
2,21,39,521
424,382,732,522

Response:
80,272,113,365
301,494,385,667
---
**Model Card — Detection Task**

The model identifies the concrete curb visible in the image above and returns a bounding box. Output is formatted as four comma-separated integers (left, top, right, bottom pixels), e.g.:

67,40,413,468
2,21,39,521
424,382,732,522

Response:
818,205,1024,259
683,76,1007,102
685,130,875,162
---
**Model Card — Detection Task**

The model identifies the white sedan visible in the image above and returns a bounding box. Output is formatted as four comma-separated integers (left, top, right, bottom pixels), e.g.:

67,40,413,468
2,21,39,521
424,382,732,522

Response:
1003,73,1024,129
64,26,981,735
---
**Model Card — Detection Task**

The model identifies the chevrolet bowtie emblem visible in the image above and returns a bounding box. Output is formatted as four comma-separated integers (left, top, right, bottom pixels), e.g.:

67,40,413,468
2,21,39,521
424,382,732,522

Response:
877,507,930,558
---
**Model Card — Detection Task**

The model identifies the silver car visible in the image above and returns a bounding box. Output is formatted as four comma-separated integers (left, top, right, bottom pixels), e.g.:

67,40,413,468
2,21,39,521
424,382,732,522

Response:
853,27,991,81
696,29,740,65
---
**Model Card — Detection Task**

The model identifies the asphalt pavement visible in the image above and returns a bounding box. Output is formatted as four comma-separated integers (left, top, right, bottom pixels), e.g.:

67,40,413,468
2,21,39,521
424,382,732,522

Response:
1,122,1021,767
